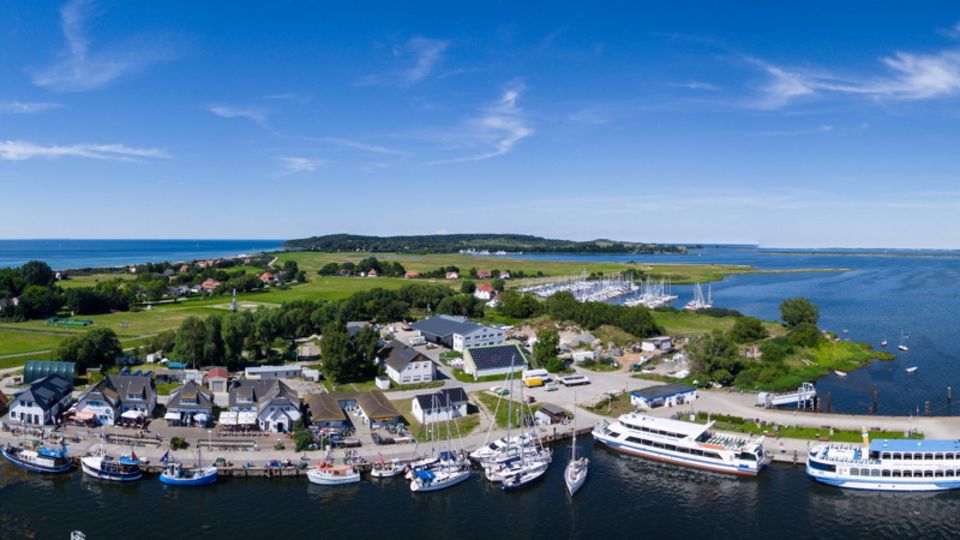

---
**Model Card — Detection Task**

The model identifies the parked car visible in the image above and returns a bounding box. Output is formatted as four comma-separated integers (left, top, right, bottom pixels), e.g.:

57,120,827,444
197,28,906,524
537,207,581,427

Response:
544,383,558,392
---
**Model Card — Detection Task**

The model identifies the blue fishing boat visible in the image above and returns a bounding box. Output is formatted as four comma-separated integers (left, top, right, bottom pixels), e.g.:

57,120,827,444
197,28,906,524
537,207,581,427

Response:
2,442,72,474
159,450,218,486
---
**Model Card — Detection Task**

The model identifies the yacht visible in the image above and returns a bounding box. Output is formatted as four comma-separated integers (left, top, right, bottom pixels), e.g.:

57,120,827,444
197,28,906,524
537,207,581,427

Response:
592,414,766,476
807,436,960,491
683,283,713,311
409,468,471,493
565,398,589,496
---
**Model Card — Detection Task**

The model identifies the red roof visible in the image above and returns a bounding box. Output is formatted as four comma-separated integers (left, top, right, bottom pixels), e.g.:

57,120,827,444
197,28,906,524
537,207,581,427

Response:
404,271,420,278
477,270,493,278
260,272,273,281
476,283,496,293
205,367,230,379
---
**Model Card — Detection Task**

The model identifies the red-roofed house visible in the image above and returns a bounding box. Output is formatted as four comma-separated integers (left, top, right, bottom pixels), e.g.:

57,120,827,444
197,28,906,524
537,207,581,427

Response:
445,271,459,280
474,283,497,301
365,269,378,278
179,264,190,272
205,367,231,393
259,272,273,283
201,278,221,292
477,270,493,279
499,271,511,279
404,271,420,279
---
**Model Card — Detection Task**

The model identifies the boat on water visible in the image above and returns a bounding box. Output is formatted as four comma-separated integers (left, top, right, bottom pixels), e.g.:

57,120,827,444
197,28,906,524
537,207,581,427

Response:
81,452,142,482
834,370,848,378
370,458,404,478
565,396,588,496
683,283,713,311
410,468,471,493
592,413,766,476
1,442,72,474
807,434,960,491
500,467,547,491
160,461,218,486
307,463,361,485
898,331,909,352
485,455,550,483
905,366,918,374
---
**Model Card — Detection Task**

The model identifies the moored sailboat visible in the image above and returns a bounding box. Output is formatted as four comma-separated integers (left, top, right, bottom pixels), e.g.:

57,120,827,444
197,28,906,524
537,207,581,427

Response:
565,396,588,496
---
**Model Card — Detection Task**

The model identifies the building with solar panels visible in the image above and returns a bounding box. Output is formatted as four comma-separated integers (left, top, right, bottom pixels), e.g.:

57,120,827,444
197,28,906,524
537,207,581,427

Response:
23,360,76,384
463,343,528,380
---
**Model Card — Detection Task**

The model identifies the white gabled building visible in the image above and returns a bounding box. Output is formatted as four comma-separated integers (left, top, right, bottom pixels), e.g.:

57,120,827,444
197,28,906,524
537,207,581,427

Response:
228,379,301,433
411,388,470,424
9,375,73,426
411,315,505,352
379,340,435,385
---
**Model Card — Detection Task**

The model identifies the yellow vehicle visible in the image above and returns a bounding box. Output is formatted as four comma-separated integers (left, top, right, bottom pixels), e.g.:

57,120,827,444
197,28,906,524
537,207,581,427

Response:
523,377,544,388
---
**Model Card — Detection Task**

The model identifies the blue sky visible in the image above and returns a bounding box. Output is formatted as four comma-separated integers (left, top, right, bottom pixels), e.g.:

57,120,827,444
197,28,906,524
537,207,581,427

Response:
2,1,960,247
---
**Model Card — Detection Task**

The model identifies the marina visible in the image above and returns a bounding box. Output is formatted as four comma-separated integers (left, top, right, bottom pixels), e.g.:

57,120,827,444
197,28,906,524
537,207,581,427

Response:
520,272,638,303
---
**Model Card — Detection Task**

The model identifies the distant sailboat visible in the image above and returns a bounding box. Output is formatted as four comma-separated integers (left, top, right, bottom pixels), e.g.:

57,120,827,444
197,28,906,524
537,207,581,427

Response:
905,366,918,374
684,283,713,311
898,331,909,352
880,333,888,348
834,370,847,378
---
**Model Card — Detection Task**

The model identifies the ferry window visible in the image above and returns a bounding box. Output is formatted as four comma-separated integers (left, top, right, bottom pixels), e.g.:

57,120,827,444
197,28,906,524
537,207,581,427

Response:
902,453,912,460
936,453,944,460
924,470,933,478
850,468,860,476
881,452,890,459
808,460,836,472
892,470,901,477
881,470,891,477
892,453,901,460
948,453,956,460
925,453,933,460
871,469,880,477
935,470,944,478
903,470,912,478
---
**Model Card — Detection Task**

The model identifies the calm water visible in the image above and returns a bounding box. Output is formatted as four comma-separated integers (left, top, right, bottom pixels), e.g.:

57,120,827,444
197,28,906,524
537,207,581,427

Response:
0,240,283,270
516,248,960,416
1,441,958,539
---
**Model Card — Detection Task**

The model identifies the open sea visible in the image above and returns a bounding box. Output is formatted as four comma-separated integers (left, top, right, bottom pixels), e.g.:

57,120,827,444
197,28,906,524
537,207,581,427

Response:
0,239,284,270
3,244,960,538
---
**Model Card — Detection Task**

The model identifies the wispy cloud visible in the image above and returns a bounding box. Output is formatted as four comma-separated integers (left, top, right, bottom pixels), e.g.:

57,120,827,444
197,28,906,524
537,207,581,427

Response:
0,101,63,114
30,0,180,92
669,81,720,91
427,82,535,164
749,124,835,137
208,105,268,123
276,156,324,176
748,38,960,108
0,140,170,162
358,36,449,87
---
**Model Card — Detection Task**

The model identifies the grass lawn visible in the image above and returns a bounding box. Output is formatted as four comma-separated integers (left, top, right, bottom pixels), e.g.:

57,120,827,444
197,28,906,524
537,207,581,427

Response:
451,368,513,383
652,310,784,339
692,412,923,442
474,391,543,429
391,398,480,440
322,379,382,393
579,359,621,372
156,382,180,396
57,273,135,289
386,380,445,392
585,392,635,417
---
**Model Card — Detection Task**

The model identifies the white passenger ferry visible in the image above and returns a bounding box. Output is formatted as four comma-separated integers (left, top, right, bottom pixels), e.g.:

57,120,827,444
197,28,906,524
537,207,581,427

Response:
591,413,766,476
807,434,960,492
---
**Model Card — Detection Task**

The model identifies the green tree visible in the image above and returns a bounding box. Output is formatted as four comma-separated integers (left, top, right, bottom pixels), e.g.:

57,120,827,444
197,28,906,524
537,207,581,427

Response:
352,326,380,379
20,260,56,287
173,316,207,368
222,311,253,366
687,330,740,383
731,317,769,343
532,329,560,370
491,277,505,292
57,327,122,373
497,290,542,319
460,280,476,294
17,285,63,319
787,323,822,348
318,262,340,276
320,323,352,384
780,297,819,327
203,314,225,366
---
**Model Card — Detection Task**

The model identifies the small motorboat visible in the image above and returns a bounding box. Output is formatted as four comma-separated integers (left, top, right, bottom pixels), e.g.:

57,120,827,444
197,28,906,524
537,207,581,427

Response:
409,468,470,493
834,370,848,378
1,442,72,474
307,464,361,485
905,366,918,374
159,462,218,486
370,459,404,479
899,345,909,352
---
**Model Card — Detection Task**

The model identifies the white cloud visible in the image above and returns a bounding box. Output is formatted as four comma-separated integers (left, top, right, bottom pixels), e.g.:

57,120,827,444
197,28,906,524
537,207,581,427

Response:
0,140,169,161
30,0,178,92
208,105,267,123
749,42,960,108
428,82,535,164
0,101,63,114
358,36,449,86
276,156,324,175
669,81,720,91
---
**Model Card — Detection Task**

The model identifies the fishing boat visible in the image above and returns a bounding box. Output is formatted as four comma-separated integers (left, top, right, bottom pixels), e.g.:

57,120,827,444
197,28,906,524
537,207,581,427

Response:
159,447,217,487
409,468,471,493
905,366,918,374
806,433,960,491
834,370,848,378
2,441,72,474
307,463,361,485
81,451,142,482
592,413,766,476
370,458,404,478
565,396,588,496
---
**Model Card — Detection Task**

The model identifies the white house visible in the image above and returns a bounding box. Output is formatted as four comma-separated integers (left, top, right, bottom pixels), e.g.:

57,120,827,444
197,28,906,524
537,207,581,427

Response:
228,379,301,432
411,388,469,424
534,403,569,425
463,343,528,379
473,283,497,301
630,383,697,410
75,375,156,426
571,350,596,363
380,340,435,385
9,375,73,426
411,315,505,352
641,336,673,353
244,365,302,380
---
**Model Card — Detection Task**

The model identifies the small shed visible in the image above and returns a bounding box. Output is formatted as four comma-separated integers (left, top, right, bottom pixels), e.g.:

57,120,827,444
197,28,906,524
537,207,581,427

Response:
23,360,76,384
534,404,569,425
630,383,697,410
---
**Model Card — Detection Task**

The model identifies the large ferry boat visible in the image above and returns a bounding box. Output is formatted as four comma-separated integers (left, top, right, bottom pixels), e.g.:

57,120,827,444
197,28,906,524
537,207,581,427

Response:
591,413,766,476
806,434,960,492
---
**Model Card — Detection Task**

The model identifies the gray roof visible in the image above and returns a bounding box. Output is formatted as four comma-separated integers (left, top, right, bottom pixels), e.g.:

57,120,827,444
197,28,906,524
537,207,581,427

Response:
228,379,299,412
346,321,372,337
630,383,696,401
78,375,155,408
411,315,486,339
414,387,469,412
167,381,214,412
379,340,431,372
467,344,527,371
538,403,568,418
16,375,72,410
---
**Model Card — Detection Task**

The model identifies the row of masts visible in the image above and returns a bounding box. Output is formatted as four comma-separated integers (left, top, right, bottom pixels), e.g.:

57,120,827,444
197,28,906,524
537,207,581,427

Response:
520,271,638,303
